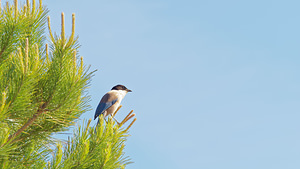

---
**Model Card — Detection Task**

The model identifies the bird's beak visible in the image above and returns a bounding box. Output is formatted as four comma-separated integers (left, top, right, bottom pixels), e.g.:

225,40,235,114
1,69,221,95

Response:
126,89,132,92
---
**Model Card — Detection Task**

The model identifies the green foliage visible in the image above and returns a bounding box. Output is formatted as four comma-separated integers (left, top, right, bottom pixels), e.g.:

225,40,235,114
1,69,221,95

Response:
49,117,131,169
0,0,133,168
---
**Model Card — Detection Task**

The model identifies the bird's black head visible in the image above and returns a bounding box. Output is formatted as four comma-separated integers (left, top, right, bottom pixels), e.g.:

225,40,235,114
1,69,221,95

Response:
111,84,132,92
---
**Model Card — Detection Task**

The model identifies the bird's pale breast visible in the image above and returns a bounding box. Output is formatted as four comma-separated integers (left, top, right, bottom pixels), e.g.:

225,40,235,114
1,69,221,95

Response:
102,90,127,117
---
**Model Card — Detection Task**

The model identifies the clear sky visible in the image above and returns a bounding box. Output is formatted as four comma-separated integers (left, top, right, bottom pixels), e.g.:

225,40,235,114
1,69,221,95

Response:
14,0,300,168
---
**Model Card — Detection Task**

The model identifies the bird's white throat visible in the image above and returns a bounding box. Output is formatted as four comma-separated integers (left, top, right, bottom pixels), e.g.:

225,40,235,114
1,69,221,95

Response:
110,90,128,100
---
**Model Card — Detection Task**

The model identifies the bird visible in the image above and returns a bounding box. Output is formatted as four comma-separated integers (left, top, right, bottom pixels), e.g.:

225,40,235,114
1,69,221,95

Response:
94,84,132,122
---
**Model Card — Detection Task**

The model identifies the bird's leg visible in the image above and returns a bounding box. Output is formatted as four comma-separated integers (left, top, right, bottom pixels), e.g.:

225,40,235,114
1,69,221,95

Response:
111,115,120,125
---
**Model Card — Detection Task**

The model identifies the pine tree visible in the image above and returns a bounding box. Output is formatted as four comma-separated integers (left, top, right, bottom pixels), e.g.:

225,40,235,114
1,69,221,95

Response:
0,0,136,168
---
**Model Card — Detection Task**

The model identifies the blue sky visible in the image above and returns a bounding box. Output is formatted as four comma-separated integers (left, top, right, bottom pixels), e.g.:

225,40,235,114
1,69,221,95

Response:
13,0,300,168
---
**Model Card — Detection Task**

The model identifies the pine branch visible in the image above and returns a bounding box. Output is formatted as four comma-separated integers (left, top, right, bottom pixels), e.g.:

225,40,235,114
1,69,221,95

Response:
0,1,136,168
6,102,48,144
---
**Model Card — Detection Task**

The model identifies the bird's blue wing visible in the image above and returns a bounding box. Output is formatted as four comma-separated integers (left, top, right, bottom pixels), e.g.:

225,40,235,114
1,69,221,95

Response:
94,99,118,119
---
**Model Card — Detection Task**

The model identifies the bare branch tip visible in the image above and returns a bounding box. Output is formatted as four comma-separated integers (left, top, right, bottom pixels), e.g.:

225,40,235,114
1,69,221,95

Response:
126,118,137,131
87,119,92,128
71,13,75,37
61,12,65,42
32,0,36,12
80,56,83,69
120,112,135,126
45,43,49,58
14,0,18,17
26,0,29,8
126,113,136,121
122,110,133,121
47,16,54,41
